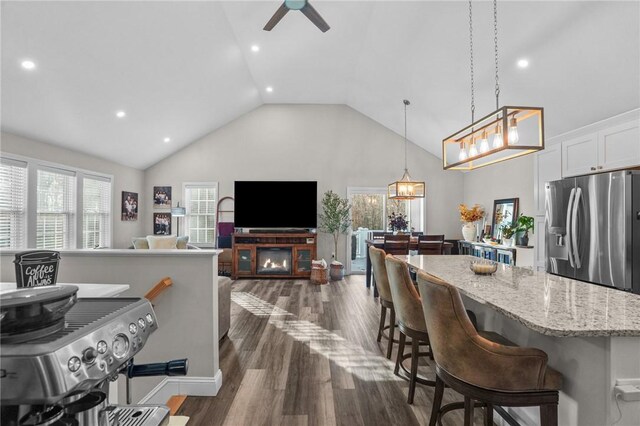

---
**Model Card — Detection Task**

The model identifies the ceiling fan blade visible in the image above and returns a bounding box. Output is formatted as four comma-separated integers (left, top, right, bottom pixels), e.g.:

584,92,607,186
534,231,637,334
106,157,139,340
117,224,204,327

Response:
300,2,330,32
263,3,290,31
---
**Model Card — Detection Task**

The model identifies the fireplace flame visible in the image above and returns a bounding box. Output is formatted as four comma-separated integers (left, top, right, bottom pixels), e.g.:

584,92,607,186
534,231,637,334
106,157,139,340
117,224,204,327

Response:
263,258,271,268
262,258,288,270
283,259,287,268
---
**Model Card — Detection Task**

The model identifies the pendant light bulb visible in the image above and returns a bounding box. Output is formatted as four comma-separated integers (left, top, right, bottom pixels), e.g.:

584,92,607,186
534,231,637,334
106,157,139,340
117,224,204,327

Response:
468,138,478,157
458,142,468,161
478,130,489,153
508,117,519,145
492,124,503,148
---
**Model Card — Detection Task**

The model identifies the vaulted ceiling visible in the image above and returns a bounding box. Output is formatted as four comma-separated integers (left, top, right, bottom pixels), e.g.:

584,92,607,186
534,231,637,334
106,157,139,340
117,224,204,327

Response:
2,1,638,169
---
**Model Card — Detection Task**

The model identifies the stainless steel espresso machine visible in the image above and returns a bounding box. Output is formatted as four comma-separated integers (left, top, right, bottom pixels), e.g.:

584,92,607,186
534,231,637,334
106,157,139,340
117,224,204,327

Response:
1,285,187,426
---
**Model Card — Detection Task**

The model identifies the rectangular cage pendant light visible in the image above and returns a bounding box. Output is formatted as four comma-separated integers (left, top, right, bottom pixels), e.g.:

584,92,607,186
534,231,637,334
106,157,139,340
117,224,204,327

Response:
388,170,426,200
442,106,544,171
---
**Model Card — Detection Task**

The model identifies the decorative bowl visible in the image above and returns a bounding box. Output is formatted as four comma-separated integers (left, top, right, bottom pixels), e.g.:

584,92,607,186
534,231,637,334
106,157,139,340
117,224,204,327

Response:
469,259,498,275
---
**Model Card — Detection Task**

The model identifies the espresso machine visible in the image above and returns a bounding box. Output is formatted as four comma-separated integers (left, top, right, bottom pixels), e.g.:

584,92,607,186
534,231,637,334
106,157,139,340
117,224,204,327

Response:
0,285,187,426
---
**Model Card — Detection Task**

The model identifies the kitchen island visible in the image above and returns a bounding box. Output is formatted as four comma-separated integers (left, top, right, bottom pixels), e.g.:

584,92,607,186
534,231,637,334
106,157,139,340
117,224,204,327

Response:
398,255,640,426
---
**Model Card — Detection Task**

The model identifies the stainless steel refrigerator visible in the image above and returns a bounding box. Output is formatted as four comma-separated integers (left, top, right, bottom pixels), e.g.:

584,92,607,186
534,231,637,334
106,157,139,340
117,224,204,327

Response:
545,170,640,293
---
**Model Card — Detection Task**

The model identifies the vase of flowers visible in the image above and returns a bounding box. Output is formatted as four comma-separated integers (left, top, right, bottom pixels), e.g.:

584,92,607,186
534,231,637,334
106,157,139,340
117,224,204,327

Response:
388,212,409,234
459,204,485,242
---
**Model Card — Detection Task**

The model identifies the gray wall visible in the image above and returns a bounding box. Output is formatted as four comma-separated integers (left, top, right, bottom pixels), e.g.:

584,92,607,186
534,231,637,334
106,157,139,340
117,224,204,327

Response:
462,154,535,231
0,131,146,248
144,104,466,261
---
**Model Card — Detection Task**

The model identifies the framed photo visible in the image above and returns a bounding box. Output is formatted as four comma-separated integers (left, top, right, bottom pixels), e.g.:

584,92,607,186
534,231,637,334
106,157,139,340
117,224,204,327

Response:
153,186,172,209
153,213,172,235
121,191,138,221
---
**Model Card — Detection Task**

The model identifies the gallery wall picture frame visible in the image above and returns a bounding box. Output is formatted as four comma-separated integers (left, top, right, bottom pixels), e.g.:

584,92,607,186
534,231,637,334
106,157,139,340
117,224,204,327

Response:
153,212,172,235
121,191,139,221
153,186,172,209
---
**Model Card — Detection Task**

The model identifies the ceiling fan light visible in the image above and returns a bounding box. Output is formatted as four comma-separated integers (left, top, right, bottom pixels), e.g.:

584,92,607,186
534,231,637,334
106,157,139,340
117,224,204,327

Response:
285,0,306,10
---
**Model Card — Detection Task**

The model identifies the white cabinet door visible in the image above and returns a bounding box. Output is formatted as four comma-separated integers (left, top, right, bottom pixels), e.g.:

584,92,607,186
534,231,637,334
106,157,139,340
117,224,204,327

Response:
562,133,598,177
533,216,546,270
598,120,640,171
533,144,562,216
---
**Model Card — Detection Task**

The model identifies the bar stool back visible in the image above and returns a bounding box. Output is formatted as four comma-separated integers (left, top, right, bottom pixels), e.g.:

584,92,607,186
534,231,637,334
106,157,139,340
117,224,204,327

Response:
369,246,396,359
385,255,434,404
417,272,562,426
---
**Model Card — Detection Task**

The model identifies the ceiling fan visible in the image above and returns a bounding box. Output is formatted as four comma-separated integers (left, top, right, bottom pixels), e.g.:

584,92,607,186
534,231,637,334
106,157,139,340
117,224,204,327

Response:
263,0,330,33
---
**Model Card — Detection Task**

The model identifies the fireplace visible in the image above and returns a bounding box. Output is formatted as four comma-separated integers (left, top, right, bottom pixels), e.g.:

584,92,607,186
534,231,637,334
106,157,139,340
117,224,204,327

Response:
256,247,292,275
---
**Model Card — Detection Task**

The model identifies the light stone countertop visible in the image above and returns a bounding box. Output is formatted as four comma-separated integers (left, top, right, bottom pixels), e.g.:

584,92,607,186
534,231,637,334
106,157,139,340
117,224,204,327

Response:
398,255,640,337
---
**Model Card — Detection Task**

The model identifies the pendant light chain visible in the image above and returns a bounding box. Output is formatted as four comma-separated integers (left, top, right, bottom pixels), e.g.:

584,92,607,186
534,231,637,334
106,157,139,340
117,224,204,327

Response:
468,0,475,123
493,0,500,109
403,100,408,170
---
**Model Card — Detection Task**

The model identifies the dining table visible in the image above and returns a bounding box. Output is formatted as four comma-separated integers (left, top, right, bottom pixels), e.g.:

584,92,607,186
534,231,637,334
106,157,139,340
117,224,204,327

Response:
365,238,453,297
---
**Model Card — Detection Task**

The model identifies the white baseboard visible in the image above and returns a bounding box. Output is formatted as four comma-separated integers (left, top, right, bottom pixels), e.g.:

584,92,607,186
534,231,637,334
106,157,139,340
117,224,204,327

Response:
139,370,223,405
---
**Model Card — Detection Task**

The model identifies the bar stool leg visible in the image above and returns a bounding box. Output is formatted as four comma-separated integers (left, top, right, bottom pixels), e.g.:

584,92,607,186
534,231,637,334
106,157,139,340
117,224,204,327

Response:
394,332,406,376
484,403,493,426
407,338,419,404
429,375,445,426
540,403,558,426
377,305,387,342
464,396,474,426
386,308,396,359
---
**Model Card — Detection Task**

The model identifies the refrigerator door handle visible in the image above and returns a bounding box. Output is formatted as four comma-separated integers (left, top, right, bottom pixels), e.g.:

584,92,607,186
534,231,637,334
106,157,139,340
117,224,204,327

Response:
566,187,576,268
571,187,582,269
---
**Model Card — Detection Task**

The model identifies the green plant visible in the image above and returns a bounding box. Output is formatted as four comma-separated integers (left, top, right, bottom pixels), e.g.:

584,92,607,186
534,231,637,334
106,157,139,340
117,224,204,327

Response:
515,214,535,236
500,224,516,239
319,190,352,262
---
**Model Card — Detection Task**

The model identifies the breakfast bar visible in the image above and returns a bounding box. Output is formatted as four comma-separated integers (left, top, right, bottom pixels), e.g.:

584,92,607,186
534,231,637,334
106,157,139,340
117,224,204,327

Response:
398,255,640,426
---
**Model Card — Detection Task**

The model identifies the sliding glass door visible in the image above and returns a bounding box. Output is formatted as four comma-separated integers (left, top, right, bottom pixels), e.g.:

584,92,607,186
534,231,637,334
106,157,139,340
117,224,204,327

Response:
346,187,424,275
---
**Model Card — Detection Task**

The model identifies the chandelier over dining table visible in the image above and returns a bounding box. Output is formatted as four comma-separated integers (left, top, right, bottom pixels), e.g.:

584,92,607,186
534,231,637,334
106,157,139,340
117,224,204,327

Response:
388,99,425,200
442,0,544,171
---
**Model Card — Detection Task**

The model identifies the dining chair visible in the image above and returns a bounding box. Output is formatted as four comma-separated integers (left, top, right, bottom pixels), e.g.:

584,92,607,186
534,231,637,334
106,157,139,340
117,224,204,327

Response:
418,234,445,255
384,234,411,255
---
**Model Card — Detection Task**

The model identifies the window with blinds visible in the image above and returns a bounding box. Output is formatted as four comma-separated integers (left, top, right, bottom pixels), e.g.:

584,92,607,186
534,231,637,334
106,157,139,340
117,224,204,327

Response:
83,176,112,248
36,168,76,249
0,158,28,248
185,184,217,245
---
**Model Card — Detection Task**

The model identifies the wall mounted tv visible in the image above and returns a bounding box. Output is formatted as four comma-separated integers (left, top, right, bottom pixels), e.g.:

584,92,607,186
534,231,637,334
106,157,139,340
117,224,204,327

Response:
234,181,318,229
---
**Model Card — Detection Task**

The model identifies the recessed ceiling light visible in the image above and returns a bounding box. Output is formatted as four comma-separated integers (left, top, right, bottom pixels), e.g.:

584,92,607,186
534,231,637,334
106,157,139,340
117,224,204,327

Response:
163,137,171,143
266,86,273,93
21,60,36,70
251,45,260,52
517,59,529,69
116,110,126,118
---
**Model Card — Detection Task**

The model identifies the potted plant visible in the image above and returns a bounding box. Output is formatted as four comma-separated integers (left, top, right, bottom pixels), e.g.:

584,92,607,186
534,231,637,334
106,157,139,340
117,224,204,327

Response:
458,204,485,242
388,212,409,234
500,224,516,247
319,190,351,281
514,214,534,246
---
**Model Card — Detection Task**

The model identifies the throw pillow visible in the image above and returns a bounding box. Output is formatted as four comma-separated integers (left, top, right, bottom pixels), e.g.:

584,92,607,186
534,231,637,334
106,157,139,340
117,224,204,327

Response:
176,235,190,249
132,237,149,249
147,235,178,249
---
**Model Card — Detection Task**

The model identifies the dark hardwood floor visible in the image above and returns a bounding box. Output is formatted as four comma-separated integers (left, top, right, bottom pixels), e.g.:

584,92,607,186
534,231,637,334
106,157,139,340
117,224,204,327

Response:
178,276,484,425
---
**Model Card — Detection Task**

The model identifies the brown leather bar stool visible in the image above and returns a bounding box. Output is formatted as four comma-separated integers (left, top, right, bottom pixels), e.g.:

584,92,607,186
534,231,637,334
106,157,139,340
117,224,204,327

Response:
417,272,563,426
369,246,397,359
385,255,434,404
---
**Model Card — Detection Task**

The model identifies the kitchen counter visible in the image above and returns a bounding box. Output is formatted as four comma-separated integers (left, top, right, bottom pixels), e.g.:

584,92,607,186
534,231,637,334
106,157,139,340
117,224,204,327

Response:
400,255,640,337
0,282,130,297
397,254,640,425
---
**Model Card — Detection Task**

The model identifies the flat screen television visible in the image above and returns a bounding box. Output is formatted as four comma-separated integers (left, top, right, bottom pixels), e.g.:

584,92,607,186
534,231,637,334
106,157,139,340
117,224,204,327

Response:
234,181,317,229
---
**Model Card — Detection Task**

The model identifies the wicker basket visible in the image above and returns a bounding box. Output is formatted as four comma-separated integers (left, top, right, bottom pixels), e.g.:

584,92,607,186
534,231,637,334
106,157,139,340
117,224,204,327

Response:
310,267,329,284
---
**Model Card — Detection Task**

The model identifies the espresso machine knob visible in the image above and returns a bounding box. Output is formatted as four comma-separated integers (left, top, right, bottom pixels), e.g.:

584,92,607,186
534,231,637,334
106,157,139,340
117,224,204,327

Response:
82,347,97,364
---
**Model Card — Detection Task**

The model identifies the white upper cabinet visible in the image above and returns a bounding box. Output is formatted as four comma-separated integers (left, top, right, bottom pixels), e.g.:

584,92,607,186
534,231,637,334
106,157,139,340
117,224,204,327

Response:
533,143,562,216
561,133,598,177
561,116,640,177
598,120,640,171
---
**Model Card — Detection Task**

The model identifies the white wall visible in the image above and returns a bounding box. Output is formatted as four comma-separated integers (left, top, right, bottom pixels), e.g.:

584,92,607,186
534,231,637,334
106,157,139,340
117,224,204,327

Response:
0,131,146,248
462,154,535,231
144,104,465,261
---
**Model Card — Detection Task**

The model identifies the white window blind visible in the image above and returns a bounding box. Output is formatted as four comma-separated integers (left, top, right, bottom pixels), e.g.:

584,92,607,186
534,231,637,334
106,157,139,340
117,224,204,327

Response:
185,184,217,245
36,168,76,249
82,176,112,248
0,158,28,248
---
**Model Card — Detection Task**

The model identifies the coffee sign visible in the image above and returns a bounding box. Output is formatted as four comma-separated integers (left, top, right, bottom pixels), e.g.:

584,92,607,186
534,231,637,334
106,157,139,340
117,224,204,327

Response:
14,251,61,288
